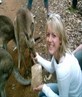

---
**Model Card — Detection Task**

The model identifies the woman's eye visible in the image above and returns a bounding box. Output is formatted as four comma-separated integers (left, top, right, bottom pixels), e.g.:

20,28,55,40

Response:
46,32,56,38
52,33,56,38
46,33,50,37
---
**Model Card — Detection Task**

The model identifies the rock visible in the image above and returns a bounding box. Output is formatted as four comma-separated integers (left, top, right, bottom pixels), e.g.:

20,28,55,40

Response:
31,64,43,88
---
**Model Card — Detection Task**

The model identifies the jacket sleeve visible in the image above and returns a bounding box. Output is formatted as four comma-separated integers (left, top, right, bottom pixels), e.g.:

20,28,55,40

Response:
57,71,70,97
42,58,71,97
42,71,70,97
42,84,59,97
36,54,55,73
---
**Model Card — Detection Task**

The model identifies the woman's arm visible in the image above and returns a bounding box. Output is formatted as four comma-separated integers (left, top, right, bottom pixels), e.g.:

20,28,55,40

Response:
42,71,70,97
36,53,55,73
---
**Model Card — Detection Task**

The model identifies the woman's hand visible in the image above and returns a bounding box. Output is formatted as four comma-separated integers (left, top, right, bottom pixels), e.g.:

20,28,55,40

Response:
33,84,44,92
31,52,39,63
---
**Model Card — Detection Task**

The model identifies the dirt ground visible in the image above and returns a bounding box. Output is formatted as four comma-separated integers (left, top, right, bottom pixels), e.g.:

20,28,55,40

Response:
0,0,50,97
0,0,82,97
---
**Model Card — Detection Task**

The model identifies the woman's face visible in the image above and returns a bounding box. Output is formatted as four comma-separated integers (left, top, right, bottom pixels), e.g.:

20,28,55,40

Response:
46,24,61,56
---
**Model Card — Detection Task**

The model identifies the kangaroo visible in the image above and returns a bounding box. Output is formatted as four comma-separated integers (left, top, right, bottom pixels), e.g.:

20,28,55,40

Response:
0,15,15,49
0,48,31,97
14,7,35,69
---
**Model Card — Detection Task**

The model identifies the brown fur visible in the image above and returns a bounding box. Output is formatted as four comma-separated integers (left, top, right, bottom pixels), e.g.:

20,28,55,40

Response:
0,47,31,97
0,15,15,49
14,7,35,69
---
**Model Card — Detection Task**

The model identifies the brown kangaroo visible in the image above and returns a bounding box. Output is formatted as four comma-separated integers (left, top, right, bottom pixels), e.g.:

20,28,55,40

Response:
0,48,31,97
0,15,15,49
14,7,35,69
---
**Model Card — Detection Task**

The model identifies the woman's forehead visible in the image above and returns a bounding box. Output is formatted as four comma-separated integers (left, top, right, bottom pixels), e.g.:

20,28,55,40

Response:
47,23,57,32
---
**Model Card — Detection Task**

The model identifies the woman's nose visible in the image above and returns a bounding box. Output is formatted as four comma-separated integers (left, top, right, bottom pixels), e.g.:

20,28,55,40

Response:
48,35,53,42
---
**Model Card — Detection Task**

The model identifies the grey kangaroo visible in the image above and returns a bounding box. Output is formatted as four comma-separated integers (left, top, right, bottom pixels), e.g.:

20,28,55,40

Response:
0,48,31,97
14,7,35,69
0,15,15,49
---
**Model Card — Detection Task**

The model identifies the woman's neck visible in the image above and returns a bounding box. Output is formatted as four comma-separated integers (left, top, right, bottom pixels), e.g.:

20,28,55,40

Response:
54,52,61,64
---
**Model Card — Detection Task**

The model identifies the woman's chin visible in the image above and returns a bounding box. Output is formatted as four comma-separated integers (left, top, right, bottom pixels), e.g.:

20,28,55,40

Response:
49,50,54,55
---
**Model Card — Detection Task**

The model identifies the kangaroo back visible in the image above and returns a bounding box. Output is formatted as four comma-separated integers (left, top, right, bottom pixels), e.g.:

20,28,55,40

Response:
0,15,15,49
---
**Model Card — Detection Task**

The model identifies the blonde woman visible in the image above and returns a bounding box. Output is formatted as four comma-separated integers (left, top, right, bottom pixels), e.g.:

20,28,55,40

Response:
33,13,82,97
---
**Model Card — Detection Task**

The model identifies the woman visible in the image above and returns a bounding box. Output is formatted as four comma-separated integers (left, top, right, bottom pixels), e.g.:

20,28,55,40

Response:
33,13,82,97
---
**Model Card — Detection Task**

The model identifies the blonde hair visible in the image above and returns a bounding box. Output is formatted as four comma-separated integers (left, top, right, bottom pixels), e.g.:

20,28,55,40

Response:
46,13,69,56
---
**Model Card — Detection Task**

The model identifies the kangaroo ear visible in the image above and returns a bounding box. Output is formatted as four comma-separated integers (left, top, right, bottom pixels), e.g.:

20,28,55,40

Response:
33,14,35,19
31,13,35,19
